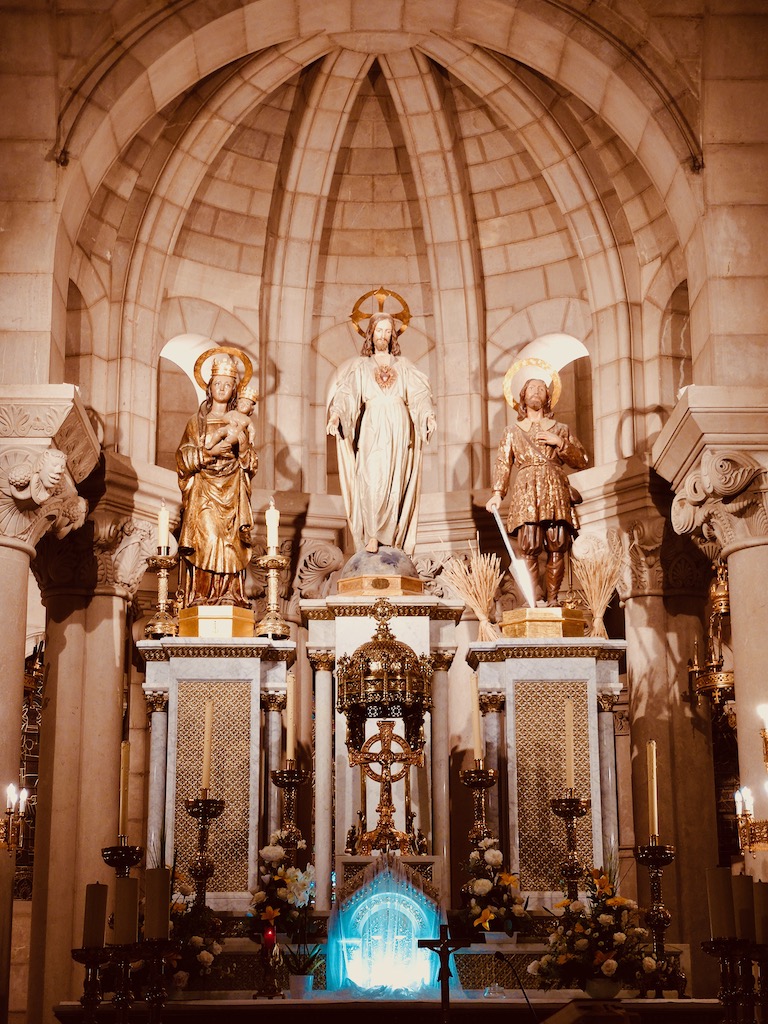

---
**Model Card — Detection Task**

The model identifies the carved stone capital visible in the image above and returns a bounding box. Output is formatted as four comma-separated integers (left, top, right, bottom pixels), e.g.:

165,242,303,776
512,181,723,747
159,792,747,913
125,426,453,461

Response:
618,516,709,601
308,649,335,672
261,691,287,713
479,692,505,715
671,448,768,556
0,386,99,552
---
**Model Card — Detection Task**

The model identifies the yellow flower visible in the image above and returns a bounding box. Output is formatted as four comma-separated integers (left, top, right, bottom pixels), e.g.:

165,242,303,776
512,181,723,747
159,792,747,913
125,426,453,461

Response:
260,905,281,923
474,907,496,930
499,872,519,888
553,899,571,909
606,896,631,907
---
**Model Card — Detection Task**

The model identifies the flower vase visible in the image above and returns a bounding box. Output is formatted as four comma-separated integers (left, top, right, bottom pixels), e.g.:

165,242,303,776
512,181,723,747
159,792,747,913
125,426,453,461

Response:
288,974,314,999
583,977,623,1000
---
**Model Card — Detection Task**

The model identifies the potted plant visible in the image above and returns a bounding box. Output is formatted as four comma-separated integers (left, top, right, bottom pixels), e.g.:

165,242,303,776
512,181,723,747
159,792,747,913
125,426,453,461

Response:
526,866,657,997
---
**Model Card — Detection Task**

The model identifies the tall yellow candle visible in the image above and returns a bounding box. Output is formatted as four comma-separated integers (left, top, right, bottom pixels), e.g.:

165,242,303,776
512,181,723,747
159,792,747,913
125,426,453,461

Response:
201,699,214,791
647,739,659,837
470,673,483,761
285,671,296,763
564,697,575,790
118,741,130,837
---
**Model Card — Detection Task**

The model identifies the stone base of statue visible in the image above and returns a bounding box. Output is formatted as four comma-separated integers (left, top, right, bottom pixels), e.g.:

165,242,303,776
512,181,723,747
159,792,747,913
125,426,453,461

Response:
335,546,424,596
178,605,255,638
501,606,587,639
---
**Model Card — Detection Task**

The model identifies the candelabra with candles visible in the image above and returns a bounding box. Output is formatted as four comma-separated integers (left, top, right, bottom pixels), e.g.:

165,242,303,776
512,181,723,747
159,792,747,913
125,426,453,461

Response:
635,835,684,997
460,760,498,844
550,790,590,901
255,498,290,638
735,787,768,855
1,784,28,852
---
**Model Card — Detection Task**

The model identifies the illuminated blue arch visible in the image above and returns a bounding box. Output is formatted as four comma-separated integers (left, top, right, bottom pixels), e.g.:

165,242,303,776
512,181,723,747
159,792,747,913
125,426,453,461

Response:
326,858,442,995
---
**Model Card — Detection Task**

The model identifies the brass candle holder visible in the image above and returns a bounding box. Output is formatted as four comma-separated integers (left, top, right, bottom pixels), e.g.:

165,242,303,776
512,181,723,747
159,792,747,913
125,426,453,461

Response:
255,551,290,638
635,835,684,998
271,760,310,866
184,791,225,907
736,809,768,855
145,550,179,639
460,760,498,844
71,947,111,1024
0,796,26,853
550,790,590,901
101,834,143,877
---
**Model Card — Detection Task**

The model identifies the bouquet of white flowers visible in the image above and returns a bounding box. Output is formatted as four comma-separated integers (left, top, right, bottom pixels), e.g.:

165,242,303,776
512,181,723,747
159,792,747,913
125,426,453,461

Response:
460,837,531,936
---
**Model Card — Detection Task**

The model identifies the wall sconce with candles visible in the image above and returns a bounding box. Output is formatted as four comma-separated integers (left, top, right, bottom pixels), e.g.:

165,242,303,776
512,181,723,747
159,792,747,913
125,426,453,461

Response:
1,784,28,853
734,786,768,855
687,560,734,713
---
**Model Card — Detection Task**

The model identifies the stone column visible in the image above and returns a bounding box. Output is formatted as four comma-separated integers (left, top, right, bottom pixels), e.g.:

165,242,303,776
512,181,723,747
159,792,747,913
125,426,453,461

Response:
144,691,169,865
479,692,505,845
619,512,716,995
0,386,98,1024
261,691,286,841
596,693,619,857
430,651,453,910
28,513,153,1023
308,651,335,914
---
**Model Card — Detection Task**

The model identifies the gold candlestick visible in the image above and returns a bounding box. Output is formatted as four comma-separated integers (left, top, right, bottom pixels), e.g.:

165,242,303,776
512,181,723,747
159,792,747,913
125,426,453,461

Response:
145,551,179,639
255,551,290,638
184,793,225,908
635,836,685,998
460,760,497,844
550,791,590,901
271,761,310,866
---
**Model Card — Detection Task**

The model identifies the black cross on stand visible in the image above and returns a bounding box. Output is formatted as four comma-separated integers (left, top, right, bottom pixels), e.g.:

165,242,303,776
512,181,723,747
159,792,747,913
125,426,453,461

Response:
418,924,471,1024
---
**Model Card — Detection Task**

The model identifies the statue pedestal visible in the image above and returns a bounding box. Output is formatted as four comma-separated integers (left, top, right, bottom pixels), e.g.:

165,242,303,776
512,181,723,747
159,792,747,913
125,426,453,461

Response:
178,606,255,637
500,607,587,638
137,636,295,911
468,637,625,908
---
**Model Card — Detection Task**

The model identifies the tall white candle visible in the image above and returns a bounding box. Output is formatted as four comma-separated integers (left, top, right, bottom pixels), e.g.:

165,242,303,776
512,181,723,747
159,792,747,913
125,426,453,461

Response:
470,673,483,761
285,671,296,763
157,500,170,549
266,498,279,550
647,739,659,837
6,784,16,811
118,741,130,837
82,882,108,948
564,697,575,790
201,699,214,791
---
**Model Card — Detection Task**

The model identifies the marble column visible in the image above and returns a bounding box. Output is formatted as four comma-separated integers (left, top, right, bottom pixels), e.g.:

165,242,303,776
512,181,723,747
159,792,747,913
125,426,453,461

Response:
28,513,153,1023
144,691,169,866
0,386,98,1024
309,650,335,914
479,691,505,846
261,691,286,841
430,651,453,910
596,693,619,857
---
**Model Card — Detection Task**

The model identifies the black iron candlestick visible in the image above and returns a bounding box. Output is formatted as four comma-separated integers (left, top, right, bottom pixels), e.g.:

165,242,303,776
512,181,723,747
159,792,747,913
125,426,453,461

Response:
550,791,590,901
71,947,110,1024
101,834,143,877
184,792,225,908
460,760,498,844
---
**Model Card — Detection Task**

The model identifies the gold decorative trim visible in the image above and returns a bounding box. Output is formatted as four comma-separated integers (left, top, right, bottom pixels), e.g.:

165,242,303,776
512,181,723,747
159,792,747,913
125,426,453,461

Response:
138,644,296,662
308,650,335,672
302,602,463,622
467,645,624,666
261,692,286,712
479,692,505,714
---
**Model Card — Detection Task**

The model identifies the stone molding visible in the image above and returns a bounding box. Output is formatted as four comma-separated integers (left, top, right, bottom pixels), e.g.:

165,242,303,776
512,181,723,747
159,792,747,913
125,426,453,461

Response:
670,448,768,556
618,516,709,601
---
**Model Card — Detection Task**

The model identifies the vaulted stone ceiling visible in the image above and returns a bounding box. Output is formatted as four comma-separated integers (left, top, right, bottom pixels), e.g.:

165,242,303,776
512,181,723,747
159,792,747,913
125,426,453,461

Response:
59,1,700,494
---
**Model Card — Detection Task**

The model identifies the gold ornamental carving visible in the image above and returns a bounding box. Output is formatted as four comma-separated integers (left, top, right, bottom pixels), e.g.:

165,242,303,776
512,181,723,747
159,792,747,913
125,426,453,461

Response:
479,692,505,715
596,692,619,713
467,645,624,666
139,643,295,662
261,691,286,713
431,650,455,672
302,603,463,622
144,691,169,714
308,650,335,672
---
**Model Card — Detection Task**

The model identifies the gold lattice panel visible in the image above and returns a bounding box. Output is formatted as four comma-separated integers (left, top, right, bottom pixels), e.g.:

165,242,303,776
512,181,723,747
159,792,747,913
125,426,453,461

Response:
175,682,251,892
515,681,593,892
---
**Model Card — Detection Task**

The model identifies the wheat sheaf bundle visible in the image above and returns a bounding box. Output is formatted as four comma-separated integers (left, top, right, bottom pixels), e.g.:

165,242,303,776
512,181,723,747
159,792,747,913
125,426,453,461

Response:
442,543,503,641
570,531,625,639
